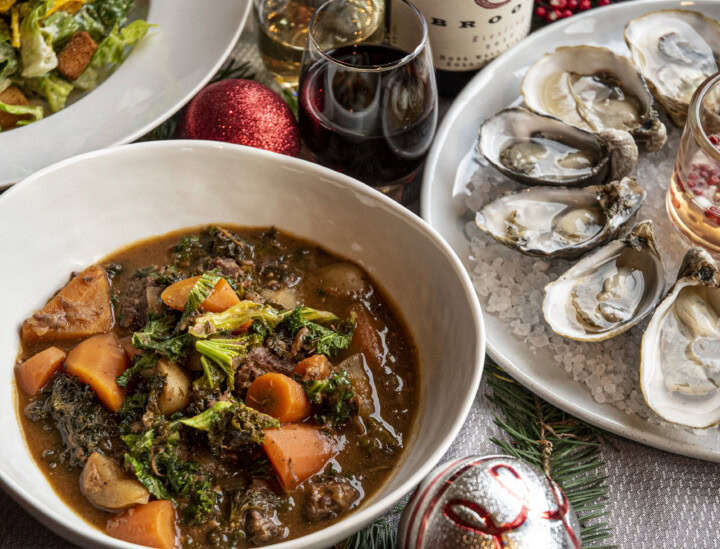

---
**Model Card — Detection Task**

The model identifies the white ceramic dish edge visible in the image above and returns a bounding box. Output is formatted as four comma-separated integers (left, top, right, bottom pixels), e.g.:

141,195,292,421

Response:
421,0,720,462
0,141,486,548
0,0,251,188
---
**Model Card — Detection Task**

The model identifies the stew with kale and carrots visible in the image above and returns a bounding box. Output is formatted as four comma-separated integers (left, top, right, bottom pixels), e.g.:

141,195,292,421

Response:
15,225,419,548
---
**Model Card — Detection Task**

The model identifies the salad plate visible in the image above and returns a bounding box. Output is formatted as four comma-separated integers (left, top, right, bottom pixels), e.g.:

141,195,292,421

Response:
422,0,720,461
0,0,251,187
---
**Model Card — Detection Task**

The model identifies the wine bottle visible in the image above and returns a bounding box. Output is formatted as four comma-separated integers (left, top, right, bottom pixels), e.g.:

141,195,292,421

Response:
411,0,534,97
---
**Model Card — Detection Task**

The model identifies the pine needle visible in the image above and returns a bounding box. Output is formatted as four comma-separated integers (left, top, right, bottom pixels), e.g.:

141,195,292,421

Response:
340,520,396,549
485,359,616,548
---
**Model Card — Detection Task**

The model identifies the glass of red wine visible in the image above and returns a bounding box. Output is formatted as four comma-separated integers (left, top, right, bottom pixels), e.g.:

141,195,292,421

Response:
299,0,438,198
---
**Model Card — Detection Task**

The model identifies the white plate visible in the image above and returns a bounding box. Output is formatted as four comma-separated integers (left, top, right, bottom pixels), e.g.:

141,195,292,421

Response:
0,0,250,187
0,142,484,548
422,0,720,461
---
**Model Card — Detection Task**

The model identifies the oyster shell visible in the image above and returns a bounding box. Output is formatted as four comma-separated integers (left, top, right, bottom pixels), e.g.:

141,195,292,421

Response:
640,248,720,428
521,45,667,151
475,176,645,259
625,9,720,127
477,107,638,187
543,220,664,342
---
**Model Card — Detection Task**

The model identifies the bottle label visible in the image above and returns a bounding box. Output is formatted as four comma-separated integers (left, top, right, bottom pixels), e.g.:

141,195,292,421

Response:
410,0,534,72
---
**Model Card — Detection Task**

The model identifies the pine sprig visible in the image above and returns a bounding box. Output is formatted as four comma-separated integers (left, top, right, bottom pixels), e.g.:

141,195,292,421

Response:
340,520,396,549
485,359,615,548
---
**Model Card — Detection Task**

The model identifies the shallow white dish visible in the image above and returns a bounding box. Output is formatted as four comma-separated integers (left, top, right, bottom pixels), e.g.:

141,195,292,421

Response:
0,0,250,188
422,0,720,462
0,142,484,548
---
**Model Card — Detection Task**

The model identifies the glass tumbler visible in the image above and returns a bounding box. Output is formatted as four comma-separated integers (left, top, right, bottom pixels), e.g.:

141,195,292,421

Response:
255,0,384,88
298,0,438,197
667,72,720,256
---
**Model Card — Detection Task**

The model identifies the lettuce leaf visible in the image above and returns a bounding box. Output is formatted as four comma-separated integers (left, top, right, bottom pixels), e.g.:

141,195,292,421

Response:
20,2,58,78
0,41,18,80
26,74,73,112
0,101,43,130
43,11,81,45
73,19,152,90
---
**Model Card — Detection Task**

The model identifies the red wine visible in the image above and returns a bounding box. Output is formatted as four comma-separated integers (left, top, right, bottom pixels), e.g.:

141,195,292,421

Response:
409,0,534,97
298,43,437,187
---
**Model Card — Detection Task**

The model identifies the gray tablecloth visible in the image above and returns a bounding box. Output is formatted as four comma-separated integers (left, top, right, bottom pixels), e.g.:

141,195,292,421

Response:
2,16,719,549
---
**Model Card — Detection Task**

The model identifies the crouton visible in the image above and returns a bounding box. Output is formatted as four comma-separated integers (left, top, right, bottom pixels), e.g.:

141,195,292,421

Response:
0,86,30,130
22,265,114,344
57,31,97,81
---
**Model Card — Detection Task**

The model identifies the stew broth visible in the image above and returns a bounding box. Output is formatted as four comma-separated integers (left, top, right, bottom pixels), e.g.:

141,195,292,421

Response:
15,225,419,548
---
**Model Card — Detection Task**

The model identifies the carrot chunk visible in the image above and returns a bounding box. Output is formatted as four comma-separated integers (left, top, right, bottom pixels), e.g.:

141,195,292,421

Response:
246,373,311,423
65,333,128,412
15,346,66,396
106,500,179,549
263,424,338,491
160,276,240,313
293,354,331,380
21,265,113,344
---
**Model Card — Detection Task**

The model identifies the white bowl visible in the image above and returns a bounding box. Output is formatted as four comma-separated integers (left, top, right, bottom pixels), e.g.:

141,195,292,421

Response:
0,142,485,549
0,0,251,188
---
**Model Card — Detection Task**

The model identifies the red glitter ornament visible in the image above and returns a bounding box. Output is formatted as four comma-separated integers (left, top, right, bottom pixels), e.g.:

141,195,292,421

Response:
178,79,301,157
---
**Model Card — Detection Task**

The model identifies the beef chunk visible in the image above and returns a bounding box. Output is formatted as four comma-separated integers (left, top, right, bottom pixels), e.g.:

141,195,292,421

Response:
0,86,31,129
212,257,243,278
116,277,153,330
57,31,97,81
246,510,285,546
235,347,294,390
304,478,359,522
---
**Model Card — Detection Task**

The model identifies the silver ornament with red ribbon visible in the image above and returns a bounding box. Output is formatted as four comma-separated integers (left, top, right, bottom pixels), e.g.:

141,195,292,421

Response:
398,455,581,549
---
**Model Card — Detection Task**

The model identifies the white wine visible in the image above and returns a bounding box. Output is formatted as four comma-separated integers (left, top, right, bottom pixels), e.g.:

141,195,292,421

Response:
411,0,533,96
256,0,384,87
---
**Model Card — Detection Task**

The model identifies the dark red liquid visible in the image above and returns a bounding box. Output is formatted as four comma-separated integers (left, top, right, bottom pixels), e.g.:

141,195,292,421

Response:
299,44,437,187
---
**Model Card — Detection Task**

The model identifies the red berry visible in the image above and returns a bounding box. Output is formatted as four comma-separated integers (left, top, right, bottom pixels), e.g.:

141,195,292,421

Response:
710,134,720,145
550,0,567,8
562,9,573,17
710,206,719,212
567,0,578,8
598,0,611,5
694,190,704,196
536,6,547,16
688,180,696,188
579,0,591,9
689,172,698,180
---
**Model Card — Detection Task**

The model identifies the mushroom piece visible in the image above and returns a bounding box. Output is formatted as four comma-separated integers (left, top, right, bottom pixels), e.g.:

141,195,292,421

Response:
155,359,191,415
80,452,150,511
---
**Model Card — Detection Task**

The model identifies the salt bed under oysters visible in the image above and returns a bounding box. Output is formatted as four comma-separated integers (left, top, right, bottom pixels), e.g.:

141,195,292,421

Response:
464,125,709,432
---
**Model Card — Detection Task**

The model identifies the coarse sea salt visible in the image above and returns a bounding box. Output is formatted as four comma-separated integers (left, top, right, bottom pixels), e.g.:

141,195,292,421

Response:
464,124,698,430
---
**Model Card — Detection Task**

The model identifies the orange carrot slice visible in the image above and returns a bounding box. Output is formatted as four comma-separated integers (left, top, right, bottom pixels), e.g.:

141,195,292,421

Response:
263,424,338,491
106,500,179,549
161,277,239,313
246,373,311,423
15,346,66,396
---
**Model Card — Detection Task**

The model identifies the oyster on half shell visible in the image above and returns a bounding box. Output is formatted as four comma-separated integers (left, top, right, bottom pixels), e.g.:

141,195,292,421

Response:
625,9,720,127
477,107,638,187
521,46,667,151
475,176,645,259
543,220,665,342
641,248,720,428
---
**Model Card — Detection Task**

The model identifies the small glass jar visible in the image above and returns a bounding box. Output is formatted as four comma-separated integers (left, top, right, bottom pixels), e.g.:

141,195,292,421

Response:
667,72,720,256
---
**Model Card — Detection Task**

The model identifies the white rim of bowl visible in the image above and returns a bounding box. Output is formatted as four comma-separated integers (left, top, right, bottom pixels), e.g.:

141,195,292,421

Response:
0,0,251,189
0,140,485,549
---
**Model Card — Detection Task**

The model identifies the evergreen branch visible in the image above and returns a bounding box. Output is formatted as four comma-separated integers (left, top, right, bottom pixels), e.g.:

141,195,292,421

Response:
339,519,396,549
486,359,616,548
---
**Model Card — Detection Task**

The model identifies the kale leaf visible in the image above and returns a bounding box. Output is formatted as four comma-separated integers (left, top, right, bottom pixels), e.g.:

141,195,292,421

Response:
116,352,157,388
24,375,121,467
303,369,356,427
132,313,192,362
176,399,279,453
285,307,355,357
179,270,222,327
207,226,254,261
172,235,205,268
194,334,264,390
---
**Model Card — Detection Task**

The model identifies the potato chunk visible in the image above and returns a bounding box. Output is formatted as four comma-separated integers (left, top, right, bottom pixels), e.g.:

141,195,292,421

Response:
81,452,150,511
22,265,113,343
